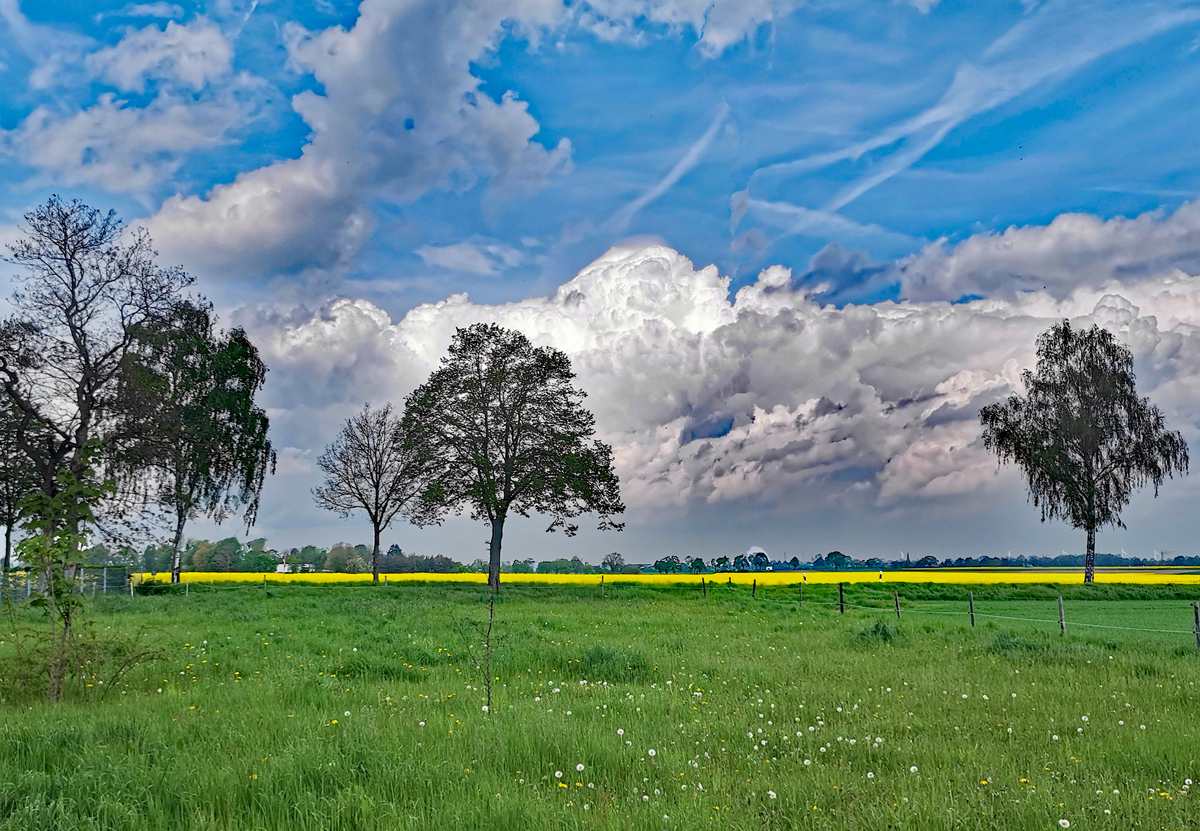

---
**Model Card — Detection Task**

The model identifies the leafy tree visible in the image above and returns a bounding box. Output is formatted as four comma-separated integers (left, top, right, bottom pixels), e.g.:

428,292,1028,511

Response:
980,321,1189,582
750,552,770,571
601,551,626,572
712,556,730,571
117,300,274,583
688,557,705,573
653,555,682,574
915,555,939,568
0,196,192,543
404,323,624,590
789,556,800,568
732,555,749,571
509,558,536,573
825,551,852,570
314,403,425,583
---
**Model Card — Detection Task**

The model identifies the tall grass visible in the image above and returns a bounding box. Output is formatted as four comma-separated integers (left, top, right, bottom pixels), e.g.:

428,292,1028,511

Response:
1,582,1198,829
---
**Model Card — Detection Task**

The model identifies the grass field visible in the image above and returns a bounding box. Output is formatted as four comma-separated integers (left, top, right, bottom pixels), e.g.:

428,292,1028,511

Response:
2,581,1199,830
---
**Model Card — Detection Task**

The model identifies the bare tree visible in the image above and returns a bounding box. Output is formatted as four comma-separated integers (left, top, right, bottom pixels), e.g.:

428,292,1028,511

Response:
0,196,190,702
0,196,192,531
313,403,424,583
403,323,624,590
980,320,1189,583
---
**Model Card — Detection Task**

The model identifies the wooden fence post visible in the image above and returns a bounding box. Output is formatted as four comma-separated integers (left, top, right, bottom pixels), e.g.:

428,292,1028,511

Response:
1192,601,1199,648
894,590,901,621
968,591,975,627
701,577,706,597
1058,596,1066,636
601,574,605,598
838,582,845,614
752,579,757,598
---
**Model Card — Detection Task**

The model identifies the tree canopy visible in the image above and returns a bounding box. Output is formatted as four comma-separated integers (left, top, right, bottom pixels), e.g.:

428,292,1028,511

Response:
980,320,1188,582
404,323,624,589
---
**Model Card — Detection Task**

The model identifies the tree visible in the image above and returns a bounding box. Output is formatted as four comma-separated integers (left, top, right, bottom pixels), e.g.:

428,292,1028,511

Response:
601,551,626,572
314,403,425,583
117,300,274,583
824,551,852,570
0,400,39,571
0,197,192,538
732,555,749,571
653,555,682,574
688,557,705,573
750,552,770,571
980,320,1188,583
404,323,624,590
713,556,730,571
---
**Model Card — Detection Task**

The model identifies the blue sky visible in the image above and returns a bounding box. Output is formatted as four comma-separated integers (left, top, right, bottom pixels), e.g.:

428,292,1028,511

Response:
4,0,1200,561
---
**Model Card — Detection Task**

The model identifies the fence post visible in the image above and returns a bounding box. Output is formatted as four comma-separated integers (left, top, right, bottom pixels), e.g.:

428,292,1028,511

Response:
752,579,756,598
894,590,901,621
968,591,975,627
601,573,605,598
1058,596,1066,636
798,583,803,608
838,582,845,614
701,577,706,597
1192,601,1199,648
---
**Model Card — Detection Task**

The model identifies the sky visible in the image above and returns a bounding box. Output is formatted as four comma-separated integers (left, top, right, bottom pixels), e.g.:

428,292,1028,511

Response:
3,0,1200,563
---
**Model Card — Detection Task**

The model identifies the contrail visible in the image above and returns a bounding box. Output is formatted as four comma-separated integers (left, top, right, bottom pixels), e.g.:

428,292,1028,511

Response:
606,100,730,235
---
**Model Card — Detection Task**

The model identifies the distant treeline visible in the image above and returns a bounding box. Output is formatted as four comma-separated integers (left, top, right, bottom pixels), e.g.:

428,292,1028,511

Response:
59,540,1200,574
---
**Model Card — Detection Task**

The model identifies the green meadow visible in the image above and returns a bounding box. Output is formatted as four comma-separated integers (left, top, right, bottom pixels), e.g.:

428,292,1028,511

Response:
2,582,1199,830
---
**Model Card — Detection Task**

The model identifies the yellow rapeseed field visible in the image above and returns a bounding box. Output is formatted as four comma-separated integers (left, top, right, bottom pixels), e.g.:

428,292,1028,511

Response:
137,568,1200,585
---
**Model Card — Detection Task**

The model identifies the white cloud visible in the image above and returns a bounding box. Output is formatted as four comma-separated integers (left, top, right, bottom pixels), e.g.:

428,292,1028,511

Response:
580,1,799,58
901,200,1200,300
274,447,314,475
2,89,255,193
417,242,524,275
147,0,574,277
86,18,232,93
95,3,186,23
238,242,1200,521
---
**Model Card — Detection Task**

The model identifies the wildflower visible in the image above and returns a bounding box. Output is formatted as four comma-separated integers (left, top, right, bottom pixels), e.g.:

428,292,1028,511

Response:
618,728,624,736
648,749,656,757
910,766,918,773
555,771,563,778
419,721,425,727
767,791,777,799
1059,821,1070,828
576,764,585,772
344,711,350,717
804,759,811,765
867,772,874,779
482,705,488,712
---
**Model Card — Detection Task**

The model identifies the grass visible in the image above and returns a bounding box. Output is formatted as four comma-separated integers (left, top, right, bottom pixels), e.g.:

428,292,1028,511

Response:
2,581,1199,830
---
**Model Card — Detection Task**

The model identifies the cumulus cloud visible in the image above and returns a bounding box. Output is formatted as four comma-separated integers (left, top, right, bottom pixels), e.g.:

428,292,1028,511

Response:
86,18,232,93
579,0,799,58
238,242,1200,521
901,200,1200,301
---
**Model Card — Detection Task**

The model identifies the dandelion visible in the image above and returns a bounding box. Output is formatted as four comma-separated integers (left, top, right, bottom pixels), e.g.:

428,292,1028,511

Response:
482,705,489,712
1058,820,1070,828
648,749,656,757
419,721,425,727
618,728,624,736
1052,735,1059,741
910,766,918,773
344,711,350,717
804,759,811,765
555,771,563,778
577,764,585,772
767,790,777,799
867,772,875,779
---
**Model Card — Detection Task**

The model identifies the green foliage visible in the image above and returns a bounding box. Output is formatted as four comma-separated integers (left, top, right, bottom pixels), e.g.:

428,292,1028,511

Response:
403,323,624,587
536,557,595,574
981,320,1189,581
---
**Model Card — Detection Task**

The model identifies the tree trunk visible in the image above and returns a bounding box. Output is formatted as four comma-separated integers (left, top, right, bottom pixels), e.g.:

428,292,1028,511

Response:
1084,526,1096,584
372,523,381,584
488,514,505,591
171,508,187,584
3,521,10,572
